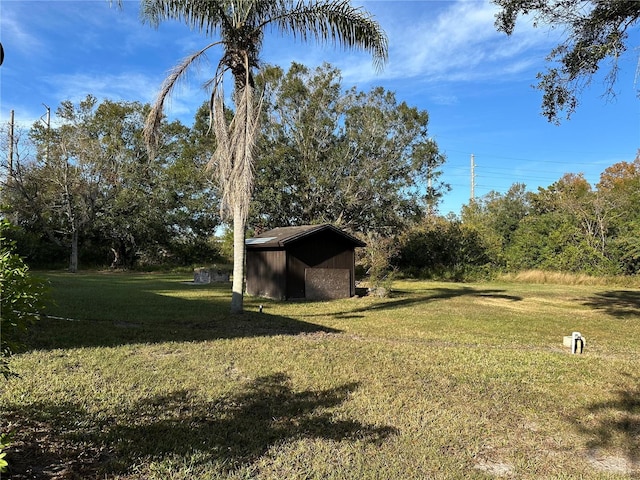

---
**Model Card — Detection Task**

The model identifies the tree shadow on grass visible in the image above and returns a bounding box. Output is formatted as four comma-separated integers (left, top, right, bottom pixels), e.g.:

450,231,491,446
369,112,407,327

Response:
582,290,640,318
29,277,341,350
327,287,522,319
29,310,341,351
568,373,640,472
3,373,398,478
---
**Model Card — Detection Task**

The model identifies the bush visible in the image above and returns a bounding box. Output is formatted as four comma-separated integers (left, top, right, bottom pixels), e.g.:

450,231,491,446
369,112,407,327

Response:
359,232,398,295
0,219,47,379
393,218,493,281
0,432,11,473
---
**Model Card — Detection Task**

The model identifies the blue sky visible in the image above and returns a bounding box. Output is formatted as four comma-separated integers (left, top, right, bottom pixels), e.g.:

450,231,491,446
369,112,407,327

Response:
1,0,638,216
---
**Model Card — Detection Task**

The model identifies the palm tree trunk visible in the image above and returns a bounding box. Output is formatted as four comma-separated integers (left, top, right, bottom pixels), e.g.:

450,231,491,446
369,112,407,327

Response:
230,204,246,314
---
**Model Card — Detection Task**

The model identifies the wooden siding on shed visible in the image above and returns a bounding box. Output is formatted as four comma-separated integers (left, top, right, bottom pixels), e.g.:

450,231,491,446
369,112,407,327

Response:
286,231,356,299
246,249,286,300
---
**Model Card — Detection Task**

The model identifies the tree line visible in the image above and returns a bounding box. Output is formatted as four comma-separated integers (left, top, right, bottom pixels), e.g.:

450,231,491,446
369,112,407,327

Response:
3,62,639,280
392,159,640,280
1,63,446,272
3,62,638,281
2,96,219,271
2,0,637,316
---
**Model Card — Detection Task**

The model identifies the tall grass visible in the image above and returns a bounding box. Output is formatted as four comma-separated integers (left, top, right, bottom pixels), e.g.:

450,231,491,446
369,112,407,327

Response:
1,272,639,479
499,269,640,287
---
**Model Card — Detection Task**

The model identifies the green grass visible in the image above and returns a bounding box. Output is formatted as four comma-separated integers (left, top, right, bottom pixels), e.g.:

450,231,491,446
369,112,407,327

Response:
2,272,639,478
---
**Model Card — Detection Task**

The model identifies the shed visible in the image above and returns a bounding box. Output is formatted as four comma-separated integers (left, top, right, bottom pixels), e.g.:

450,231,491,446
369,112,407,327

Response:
245,224,365,300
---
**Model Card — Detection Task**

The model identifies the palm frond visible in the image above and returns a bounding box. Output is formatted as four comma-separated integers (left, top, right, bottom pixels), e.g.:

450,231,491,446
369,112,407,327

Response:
144,41,220,156
141,0,232,35
258,0,388,71
210,80,263,222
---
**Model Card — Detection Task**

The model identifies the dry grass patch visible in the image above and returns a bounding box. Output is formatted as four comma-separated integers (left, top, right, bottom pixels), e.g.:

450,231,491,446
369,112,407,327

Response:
500,269,640,288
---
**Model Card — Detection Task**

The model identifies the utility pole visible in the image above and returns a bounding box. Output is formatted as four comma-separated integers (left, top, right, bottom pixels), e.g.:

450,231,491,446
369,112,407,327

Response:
8,109,14,177
426,170,434,217
41,104,50,163
470,153,475,202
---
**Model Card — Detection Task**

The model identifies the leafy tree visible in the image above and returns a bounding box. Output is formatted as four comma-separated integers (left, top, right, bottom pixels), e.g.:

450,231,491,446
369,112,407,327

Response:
82,99,153,267
0,219,47,379
610,219,640,275
3,98,220,269
597,152,640,273
158,105,222,265
461,183,530,266
494,0,640,122
549,173,609,256
597,152,640,221
140,0,388,314
394,216,491,281
252,62,345,230
253,62,447,234
358,230,399,293
454,159,640,277
506,174,618,275
27,95,105,272
0,123,68,267
338,85,447,231
505,211,574,271
95,101,220,267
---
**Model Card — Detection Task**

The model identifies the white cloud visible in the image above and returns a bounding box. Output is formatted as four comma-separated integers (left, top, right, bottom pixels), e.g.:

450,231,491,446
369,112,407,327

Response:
44,72,157,104
42,70,210,125
293,0,562,87
431,93,460,106
0,8,45,57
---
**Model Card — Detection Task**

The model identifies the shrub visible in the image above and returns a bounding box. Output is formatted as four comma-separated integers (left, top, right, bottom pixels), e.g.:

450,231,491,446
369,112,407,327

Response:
358,232,398,295
0,219,47,379
0,432,11,473
393,218,492,281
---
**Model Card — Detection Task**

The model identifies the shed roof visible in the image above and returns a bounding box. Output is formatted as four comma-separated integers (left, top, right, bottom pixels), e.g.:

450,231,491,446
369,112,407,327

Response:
246,224,366,248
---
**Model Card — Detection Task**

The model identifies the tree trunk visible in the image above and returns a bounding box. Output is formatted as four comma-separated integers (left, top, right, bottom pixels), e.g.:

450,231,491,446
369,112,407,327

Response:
110,247,120,269
69,229,79,273
230,207,246,314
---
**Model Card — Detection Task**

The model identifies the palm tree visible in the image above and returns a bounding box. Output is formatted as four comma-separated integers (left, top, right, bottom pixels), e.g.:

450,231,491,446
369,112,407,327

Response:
141,0,388,313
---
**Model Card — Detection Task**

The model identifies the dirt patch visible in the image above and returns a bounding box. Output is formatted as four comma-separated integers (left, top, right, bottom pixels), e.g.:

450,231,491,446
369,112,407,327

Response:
586,449,638,475
474,458,514,477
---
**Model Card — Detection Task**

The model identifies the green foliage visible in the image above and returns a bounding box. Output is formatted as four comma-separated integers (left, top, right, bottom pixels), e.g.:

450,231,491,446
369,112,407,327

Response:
609,220,640,275
502,174,622,275
597,154,640,274
503,213,556,271
461,183,531,267
0,219,47,378
1,224,68,269
216,227,235,264
252,62,447,233
358,231,398,294
3,97,221,270
494,0,640,122
457,162,640,278
394,217,492,281
0,432,11,473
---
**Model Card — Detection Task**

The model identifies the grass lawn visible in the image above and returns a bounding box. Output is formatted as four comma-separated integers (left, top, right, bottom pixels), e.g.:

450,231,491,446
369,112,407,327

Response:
1,272,639,479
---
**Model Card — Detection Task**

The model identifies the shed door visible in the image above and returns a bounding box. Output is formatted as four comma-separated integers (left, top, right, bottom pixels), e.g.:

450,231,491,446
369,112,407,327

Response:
305,268,350,300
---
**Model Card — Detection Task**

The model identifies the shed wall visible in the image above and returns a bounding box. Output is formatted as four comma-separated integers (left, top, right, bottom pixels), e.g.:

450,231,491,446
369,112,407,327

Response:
246,249,286,300
305,268,351,300
286,231,356,299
